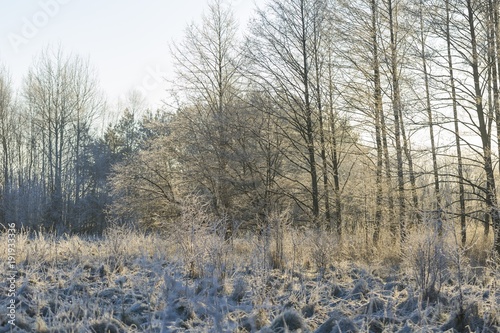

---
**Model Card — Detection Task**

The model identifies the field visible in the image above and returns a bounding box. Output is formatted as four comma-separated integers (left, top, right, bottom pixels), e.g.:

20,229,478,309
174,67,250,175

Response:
0,223,499,332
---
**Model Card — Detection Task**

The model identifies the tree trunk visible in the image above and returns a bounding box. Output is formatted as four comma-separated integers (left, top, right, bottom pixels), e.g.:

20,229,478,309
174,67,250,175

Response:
312,6,332,229
419,1,441,233
445,0,466,246
387,0,407,243
466,0,500,254
371,0,384,245
300,0,320,224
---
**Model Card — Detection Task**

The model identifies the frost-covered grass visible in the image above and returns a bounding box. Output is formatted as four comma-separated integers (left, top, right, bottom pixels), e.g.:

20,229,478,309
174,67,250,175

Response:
0,223,499,332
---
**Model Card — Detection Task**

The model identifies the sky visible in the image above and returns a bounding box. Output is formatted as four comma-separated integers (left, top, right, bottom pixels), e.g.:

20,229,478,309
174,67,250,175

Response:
0,0,263,113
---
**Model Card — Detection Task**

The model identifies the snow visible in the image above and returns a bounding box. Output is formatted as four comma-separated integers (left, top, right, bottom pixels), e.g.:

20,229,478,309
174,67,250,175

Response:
0,228,499,332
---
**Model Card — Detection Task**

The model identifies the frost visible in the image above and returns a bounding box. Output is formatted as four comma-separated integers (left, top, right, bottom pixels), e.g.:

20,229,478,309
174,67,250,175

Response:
0,229,498,332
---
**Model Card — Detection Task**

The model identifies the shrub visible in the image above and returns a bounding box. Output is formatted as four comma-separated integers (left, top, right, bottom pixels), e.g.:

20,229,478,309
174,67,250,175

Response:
406,222,449,303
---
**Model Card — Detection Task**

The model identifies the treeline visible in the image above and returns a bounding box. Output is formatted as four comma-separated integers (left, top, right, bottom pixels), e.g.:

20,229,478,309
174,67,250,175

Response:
1,0,500,255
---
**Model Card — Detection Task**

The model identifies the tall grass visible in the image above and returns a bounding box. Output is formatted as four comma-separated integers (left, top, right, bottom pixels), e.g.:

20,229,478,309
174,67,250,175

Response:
0,216,497,332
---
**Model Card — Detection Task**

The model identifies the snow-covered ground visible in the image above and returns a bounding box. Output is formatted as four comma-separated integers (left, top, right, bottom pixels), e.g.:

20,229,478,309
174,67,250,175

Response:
1,226,498,332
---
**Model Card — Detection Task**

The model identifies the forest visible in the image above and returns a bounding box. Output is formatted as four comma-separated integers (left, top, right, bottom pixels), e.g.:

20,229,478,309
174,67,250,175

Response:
1,0,500,253
1,0,500,332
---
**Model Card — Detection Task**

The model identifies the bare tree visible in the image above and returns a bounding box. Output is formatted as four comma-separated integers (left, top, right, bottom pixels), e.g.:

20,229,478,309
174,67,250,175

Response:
464,0,500,254
246,0,327,226
386,0,404,241
0,65,14,226
170,0,246,236
24,47,103,232
371,0,387,243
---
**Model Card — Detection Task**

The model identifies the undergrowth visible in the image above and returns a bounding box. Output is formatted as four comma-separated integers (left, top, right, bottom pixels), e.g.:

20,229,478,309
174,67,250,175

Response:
0,220,498,332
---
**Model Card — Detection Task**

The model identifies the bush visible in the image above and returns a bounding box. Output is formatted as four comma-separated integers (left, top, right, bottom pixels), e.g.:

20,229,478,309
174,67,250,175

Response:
406,222,449,303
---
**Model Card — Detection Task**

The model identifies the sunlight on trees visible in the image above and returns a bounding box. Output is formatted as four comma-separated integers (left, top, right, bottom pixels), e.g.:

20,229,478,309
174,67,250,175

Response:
0,0,500,258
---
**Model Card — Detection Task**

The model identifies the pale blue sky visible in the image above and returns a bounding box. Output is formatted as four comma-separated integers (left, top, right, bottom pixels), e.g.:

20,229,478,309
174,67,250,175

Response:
0,0,262,110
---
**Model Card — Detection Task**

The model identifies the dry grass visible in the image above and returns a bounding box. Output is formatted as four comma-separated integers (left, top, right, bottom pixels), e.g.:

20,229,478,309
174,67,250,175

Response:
0,222,498,332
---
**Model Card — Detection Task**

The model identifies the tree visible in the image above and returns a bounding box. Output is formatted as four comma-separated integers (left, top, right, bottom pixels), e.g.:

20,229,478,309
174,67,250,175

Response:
245,0,326,226
409,0,442,230
170,0,244,233
464,0,500,254
384,0,408,242
430,0,500,254
441,0,466,244
109,131,181,229
0,65,14,226
24,47,103,232
335,0,402,241
370,0,387,243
